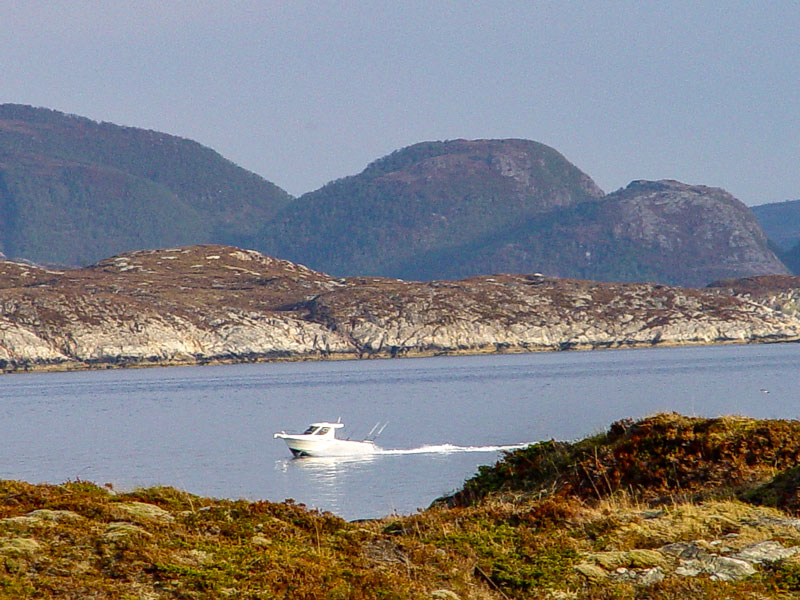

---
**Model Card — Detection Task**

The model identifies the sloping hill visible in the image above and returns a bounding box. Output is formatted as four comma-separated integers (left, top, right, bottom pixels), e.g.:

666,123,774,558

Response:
253,140,785,286
0,104,292,265
253,139,605,278
442,179,785,288
0,106,788,286
0,244,798,372
752,199,800,250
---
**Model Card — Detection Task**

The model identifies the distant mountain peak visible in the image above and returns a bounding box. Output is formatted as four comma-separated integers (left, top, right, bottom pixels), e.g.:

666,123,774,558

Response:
363,138,605,198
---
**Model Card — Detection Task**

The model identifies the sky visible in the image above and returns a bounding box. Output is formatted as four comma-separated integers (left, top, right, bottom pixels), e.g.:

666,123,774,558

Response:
2,1,798,205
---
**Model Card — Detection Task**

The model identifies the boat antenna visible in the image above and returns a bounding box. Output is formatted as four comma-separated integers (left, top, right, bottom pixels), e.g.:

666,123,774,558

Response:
366,422,380,439
366,422,388,441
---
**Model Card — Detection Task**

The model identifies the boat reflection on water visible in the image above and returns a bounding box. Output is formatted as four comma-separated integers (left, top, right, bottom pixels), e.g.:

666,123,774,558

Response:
278,453,380,471
274,452,381,514
272,441,530,517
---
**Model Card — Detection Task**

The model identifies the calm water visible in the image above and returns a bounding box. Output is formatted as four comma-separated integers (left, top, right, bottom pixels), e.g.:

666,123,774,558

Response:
1,344,799,520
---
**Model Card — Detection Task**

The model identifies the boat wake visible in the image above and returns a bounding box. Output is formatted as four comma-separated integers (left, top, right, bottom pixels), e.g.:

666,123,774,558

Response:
377,443,526,455
280,443,529,467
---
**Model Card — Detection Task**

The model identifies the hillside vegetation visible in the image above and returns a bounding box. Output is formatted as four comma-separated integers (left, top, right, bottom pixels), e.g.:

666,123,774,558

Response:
753,199,800,251
0,104,291,265
255,143,785,286
0,104,791,285
255,139,604,278
752,200,800,275
5,414,800,598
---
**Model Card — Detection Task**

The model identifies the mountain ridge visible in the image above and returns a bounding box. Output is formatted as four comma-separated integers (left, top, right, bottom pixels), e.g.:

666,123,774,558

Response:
0,104,792,286
255,138,606,278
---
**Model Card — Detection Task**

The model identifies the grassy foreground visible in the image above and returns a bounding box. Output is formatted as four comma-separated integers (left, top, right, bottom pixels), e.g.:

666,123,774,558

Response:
4,414,800,599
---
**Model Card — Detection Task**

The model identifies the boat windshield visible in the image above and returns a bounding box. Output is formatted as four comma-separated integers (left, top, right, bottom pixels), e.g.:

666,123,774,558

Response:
303,426,319,435
318,427,330,435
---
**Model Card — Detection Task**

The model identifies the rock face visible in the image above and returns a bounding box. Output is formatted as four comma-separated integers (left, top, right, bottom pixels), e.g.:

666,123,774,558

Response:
603,181,787,285
0,245,798,372
439,180,787,287
574,512,800,586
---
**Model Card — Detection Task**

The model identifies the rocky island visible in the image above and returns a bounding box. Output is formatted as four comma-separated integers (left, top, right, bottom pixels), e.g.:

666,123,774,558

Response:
4,413,800,598
0,244,799,373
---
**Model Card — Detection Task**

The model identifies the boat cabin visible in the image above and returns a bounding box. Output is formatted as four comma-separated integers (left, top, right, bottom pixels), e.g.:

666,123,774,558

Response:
302,422,344,437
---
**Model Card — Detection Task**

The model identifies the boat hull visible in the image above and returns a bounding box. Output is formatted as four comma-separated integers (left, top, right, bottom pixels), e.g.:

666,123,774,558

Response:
274,434,377,457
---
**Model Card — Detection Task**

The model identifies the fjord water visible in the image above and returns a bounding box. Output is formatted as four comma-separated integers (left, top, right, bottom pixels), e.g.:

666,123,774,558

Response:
1,344,798,520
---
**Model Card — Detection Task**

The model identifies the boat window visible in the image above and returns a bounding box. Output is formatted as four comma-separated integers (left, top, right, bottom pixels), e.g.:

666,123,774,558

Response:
318,427,330,435
303,426,318,435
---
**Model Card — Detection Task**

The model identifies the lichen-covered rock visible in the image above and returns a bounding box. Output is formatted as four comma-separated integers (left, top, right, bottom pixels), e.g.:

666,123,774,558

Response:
0,537,41,556
587,549,667,570
26,509,82,522
733,540,800,564
112,501,174,524
102,522,152,543
662,542,757,581
430,590,460,600
574,562,608,582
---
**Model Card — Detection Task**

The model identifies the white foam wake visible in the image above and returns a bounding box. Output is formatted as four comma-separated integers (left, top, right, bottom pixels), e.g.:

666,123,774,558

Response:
377,443,526,455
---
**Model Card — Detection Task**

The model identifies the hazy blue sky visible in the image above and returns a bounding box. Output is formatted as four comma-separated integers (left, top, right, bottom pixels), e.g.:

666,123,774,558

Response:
3,2,798,205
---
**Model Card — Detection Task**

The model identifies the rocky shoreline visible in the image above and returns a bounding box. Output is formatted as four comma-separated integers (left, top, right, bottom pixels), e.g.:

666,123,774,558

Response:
1,245,799,373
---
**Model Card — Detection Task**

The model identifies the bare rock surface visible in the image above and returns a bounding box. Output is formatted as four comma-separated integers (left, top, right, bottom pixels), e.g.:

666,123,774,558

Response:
0,245,798,372
573,502,800,587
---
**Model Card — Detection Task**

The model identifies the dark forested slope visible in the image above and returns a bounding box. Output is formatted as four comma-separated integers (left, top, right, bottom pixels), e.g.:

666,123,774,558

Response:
0,104,291,265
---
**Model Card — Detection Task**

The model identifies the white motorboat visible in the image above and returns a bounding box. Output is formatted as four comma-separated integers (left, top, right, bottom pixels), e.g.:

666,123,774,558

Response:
273,422,380,457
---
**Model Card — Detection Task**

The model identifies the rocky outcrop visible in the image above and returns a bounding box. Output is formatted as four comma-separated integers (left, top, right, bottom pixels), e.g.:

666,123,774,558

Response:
603,180,788,285
453,180,789,287
0,245,799,372
574,505,800,586
708,274,800,317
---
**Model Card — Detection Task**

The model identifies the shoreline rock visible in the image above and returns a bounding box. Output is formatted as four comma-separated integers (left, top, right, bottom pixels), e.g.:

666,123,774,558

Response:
1,245,799,374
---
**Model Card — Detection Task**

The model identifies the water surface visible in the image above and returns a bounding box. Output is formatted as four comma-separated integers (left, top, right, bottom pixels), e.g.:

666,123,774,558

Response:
1,343,798,519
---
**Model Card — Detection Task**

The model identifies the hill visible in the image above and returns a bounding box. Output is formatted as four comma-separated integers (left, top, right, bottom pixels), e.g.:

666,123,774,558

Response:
752,199,800,251
777,243,800,274
0,104,292,265
254,141,786,286
253,138,605,278
6,414,800,598
751,200,800,275
0,245,798,372
409,180,786,286
0,105,789,286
